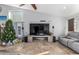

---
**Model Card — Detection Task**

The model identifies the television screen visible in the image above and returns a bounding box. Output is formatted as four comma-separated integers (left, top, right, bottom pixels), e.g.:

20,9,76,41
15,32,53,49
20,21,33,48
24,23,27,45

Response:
30,24,49,35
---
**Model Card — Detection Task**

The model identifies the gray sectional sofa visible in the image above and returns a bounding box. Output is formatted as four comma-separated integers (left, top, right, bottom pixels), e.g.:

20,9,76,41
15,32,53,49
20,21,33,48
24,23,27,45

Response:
59,32,79,53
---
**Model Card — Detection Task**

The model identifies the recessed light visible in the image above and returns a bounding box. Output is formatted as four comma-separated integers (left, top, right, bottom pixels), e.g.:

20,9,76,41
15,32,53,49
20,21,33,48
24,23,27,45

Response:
64,6,66,9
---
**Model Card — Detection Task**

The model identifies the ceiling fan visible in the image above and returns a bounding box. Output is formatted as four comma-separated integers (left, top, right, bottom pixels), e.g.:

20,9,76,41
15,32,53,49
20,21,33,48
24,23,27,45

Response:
19,4,37,10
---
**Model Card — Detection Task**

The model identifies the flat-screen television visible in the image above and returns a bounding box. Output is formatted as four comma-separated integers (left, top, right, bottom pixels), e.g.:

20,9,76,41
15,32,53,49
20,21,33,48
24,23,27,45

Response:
30,23,49,35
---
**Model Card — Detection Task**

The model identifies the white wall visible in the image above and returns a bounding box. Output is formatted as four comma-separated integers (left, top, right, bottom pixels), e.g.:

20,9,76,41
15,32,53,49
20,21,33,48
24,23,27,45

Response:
0,4,66,39
50,17,66,39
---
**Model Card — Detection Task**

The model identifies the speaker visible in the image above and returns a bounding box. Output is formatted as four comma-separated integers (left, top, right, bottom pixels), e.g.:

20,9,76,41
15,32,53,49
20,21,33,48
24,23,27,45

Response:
52,26,54,29
53,36,56,42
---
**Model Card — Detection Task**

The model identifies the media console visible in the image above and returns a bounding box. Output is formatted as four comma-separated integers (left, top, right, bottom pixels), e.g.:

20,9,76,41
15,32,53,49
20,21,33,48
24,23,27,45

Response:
28,35,53,43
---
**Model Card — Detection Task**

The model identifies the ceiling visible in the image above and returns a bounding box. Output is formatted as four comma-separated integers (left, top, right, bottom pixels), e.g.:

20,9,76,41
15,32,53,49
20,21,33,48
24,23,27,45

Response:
6,4,79,17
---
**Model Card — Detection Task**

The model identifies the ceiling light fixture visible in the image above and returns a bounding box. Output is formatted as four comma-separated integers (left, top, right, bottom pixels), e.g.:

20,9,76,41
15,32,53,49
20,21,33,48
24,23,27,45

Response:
64,6,66,9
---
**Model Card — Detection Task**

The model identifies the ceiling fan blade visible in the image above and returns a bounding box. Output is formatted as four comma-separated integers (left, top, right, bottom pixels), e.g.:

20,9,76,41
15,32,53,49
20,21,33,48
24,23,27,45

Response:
19,4,25,7
31,4,37,10
19,4,37,10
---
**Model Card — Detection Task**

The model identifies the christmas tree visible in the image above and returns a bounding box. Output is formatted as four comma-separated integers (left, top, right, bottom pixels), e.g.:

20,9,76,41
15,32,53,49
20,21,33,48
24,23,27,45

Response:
3,19,16,43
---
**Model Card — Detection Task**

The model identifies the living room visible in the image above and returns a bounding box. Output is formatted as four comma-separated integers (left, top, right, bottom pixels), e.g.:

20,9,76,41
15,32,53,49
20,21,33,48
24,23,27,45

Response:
0,4,79,55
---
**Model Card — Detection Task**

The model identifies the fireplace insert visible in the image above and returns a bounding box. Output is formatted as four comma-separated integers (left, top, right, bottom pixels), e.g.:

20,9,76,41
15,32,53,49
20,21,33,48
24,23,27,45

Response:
30,23,49,35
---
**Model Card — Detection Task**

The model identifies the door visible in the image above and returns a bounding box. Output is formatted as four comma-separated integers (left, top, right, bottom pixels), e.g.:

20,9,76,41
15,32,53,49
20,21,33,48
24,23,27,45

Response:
14,22,24,38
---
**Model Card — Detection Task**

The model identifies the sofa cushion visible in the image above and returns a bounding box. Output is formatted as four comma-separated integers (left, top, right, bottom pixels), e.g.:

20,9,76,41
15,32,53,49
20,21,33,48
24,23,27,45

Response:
59,37,79,47
67,32,79,39
74,40,79,42
68,39,78,47
68,42,79,53
59,37,71,46
66,36,72,39
67,36,79,40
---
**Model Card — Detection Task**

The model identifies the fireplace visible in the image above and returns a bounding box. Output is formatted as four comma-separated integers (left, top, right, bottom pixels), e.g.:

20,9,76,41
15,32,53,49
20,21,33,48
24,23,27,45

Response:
30,23,49,35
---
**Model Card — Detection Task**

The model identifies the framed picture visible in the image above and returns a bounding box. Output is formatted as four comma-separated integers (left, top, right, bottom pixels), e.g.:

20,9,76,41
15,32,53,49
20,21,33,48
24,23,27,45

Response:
0,16,7,21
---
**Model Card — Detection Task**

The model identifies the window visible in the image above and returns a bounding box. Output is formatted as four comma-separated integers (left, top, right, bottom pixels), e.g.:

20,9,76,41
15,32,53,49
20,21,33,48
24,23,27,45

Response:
68,18,74,32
